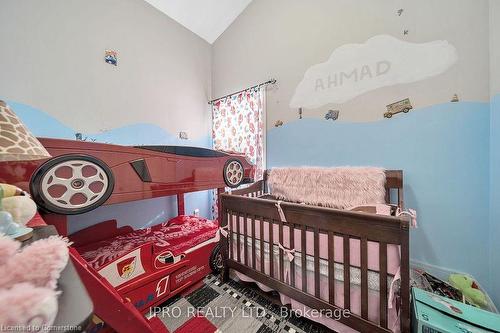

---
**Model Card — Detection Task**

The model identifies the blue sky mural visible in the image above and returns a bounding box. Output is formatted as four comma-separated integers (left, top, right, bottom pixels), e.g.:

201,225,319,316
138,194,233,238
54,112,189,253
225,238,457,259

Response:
268,101,491,293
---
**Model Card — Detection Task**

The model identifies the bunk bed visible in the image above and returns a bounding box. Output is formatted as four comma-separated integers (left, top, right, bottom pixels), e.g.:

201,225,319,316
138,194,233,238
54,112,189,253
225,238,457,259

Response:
0,138,255,333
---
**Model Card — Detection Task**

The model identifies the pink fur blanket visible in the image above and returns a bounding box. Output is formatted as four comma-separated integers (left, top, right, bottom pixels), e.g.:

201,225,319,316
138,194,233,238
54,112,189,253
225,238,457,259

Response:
267,167,386,209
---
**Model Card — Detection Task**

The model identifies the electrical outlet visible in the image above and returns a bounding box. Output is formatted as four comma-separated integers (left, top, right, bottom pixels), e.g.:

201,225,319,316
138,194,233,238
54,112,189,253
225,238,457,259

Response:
193,209,200,216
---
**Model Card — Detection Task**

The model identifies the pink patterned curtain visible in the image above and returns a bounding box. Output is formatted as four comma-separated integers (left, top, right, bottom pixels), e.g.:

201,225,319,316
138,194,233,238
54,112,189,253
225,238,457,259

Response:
211,87,265,218
212,87,265,180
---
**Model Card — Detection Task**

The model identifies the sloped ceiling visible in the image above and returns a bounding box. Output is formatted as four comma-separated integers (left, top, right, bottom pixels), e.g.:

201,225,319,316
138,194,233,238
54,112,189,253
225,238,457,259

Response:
144,0,253,44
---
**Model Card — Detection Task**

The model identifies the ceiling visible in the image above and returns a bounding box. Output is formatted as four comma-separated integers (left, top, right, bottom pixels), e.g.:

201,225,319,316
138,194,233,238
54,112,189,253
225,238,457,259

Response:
144,0,253,44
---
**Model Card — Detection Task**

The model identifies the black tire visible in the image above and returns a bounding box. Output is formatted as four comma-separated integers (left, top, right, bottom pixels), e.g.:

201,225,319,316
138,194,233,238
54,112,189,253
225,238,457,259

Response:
223,159,245,188
403,108,410,113
209,244,225,273
30,154,115,215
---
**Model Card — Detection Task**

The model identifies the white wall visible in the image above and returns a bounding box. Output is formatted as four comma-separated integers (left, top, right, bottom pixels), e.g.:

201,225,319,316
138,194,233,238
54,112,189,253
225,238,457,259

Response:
212,0,489,126
0,0,214,231
0,0,212,139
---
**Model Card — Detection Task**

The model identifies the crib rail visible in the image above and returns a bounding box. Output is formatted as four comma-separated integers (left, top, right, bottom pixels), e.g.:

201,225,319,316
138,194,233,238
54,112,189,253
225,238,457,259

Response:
220,193,410,333
231,179,265,197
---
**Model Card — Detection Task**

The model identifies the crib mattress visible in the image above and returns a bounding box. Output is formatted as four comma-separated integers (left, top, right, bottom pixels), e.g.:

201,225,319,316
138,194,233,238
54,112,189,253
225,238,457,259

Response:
232,238,401,332
232,236,395,291
230,217,401,275
78,215,219,270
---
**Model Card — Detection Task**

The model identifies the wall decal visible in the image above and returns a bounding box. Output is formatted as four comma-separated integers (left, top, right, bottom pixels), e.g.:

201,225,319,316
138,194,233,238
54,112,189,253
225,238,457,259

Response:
451,94,459,102
290,35,458,108
274,120,284,127
75,132,97,142
105,50,118,66
384,98,413,118
325,110,340,121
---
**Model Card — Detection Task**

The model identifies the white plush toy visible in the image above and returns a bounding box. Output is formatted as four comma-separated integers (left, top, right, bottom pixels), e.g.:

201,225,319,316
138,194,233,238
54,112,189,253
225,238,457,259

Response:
1,196,37,226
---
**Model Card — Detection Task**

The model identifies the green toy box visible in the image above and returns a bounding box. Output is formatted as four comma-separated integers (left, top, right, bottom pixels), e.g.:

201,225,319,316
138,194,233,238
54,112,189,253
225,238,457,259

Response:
412,288,500,332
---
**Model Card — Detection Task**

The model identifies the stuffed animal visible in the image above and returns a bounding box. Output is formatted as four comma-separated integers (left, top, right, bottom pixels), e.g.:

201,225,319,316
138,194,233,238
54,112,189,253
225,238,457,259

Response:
1,196,37,226
0,184,35,240
0,234,70,289
0,234,70,331
0,184,24,198
0,183,36,226
449,273,488,309
0,283,58,330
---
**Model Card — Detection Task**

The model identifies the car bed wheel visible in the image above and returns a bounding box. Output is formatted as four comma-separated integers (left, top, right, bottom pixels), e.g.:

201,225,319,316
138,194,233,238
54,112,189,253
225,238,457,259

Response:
209,244,225,273
30,154,114,215
223,159,244,188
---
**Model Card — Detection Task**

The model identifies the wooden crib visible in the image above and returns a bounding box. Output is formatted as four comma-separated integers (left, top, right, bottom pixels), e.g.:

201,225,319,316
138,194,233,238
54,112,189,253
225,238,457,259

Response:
219,170,410,333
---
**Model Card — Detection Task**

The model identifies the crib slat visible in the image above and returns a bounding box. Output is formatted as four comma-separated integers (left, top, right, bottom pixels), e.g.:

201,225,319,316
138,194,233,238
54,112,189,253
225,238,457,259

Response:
279,219,284,282
243,213,248,266
301,225,307,293
228,212,233,260
314,228,320,298
290,224,295,288
361,237,368,319
379,242,388,328
251,215,256,270
328,231,335,304
236,213,241,263
343,235,350,310
260,217,265,273
269,219,274,278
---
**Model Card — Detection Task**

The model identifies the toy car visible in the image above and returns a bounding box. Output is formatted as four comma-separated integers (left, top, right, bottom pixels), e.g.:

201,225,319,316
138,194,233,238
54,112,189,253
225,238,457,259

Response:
384,98,413,118
325,110,339,121
0,138,255,215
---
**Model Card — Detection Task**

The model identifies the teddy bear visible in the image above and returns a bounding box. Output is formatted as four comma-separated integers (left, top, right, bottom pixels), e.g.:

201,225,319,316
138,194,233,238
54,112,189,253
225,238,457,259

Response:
0,233,70,332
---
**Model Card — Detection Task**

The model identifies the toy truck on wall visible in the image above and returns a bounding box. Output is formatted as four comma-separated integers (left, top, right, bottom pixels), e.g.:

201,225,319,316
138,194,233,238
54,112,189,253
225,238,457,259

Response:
384,98,413,118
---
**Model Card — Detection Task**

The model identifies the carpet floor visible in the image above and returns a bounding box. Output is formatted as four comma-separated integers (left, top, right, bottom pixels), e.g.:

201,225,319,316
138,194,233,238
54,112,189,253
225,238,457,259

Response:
156,274,335,333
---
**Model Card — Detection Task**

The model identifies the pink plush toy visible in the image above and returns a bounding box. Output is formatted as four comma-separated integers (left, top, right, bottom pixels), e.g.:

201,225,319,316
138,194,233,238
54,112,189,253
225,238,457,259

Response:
0,234,70,331
0,283,59,329
0,234,70,289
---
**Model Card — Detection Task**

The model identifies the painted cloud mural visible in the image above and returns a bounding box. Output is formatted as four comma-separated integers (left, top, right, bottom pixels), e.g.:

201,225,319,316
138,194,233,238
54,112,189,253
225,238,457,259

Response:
290,35,458,108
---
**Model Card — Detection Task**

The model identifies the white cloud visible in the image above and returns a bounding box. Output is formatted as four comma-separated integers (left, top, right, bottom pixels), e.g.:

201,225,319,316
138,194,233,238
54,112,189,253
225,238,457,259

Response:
290,35,458,108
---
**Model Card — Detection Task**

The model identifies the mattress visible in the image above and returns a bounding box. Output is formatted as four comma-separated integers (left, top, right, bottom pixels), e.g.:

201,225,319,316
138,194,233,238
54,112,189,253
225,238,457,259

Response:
232,236,395,292
78,215,219,270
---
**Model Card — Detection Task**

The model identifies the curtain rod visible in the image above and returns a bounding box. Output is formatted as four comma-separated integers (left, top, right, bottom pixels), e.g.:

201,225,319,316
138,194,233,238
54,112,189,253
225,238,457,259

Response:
208,79,276,105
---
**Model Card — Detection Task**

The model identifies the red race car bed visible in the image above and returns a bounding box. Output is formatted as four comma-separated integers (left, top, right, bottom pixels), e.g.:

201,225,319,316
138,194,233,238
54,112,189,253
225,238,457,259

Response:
71,215,222,312
0,138,255,216
0,138,256,333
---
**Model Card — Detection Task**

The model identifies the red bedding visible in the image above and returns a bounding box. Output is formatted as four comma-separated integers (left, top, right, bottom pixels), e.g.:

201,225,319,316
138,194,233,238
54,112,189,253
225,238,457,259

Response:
77,215,219,270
